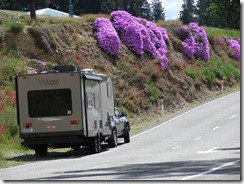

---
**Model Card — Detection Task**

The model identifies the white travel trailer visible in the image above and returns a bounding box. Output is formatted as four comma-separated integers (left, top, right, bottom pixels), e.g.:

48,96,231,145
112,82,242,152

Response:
15,65,130,156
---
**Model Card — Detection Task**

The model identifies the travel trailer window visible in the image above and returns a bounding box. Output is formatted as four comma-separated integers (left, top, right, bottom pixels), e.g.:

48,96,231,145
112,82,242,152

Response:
87,92,94,109
28,89,72,117
107,83,112,98
94,93,100,109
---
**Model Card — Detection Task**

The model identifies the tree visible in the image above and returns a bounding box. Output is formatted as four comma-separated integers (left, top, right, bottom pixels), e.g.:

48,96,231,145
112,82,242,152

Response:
207,0,240,29
28,0,36,20
141,0,152,20
196,0,212,26
151,0,165,21
180,0,196,24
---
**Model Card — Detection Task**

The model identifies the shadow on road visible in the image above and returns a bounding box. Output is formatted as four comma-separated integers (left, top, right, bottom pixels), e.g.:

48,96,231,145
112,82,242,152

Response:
7,143,122,163
35,157,240,180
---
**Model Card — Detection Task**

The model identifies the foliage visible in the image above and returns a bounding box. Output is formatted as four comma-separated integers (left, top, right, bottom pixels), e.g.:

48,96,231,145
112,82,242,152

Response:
180,0,196,25
184,58,240,86
0,57,26,84
206,0,240,29
4,20,24,34
102,10,170,69
204,27,240,40
111,10,144,55
94,17,120,56
181,22,210,61
227,38,240,61
151,0,165,21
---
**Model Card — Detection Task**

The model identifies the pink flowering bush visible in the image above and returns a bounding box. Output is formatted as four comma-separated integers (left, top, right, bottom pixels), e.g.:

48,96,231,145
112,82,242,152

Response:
181,23,210,61
94,17,120,56
189,23,210,61
138,18,168,69
228,38,240,61
182,33,196,59
94,10,170,69
111,10,143,55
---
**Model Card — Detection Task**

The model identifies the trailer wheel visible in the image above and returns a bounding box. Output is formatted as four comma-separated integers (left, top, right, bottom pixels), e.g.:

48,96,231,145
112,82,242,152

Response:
90,134,101,154
124,125,130,143
35,146,47,156
109,129,118,147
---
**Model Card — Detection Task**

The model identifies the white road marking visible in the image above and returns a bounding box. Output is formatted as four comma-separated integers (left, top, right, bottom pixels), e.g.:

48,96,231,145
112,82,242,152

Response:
138,154,151,158
195,136,202,141
172,146,181,150
131,91,239,139
179,160,240,180
212,126,220,131
230,115,237,119
197,147,220,154
90,164,110,169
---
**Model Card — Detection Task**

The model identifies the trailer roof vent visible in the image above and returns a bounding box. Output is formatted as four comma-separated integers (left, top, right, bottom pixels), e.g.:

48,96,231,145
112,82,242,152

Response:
81,68,95,74
54,65,77,73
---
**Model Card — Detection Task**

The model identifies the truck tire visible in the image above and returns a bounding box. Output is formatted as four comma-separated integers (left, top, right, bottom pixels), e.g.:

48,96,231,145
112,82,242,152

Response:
109,129,118,147
35,146,47,156
89,135,101,154
124,125,130,143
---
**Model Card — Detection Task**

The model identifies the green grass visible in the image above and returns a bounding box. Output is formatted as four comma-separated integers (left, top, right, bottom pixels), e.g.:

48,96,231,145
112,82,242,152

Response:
204,26,240,39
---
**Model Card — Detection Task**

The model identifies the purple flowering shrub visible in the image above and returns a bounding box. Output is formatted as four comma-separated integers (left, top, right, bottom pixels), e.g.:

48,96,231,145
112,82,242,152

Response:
228,38,240,61
137,18,169,69
94,17,120,56
111,10,143,55
181,23,210,61
94,10,170,69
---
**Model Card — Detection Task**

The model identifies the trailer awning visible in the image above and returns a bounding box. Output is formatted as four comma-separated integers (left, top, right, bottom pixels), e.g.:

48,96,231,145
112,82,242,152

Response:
84,74,102,81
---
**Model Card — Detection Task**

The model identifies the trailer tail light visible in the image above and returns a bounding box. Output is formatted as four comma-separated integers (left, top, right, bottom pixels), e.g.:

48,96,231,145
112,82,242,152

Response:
23,123,32,128
70,120,79,125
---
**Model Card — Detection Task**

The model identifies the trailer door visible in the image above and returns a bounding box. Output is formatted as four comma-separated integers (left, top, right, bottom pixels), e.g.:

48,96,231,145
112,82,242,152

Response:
84,75,102,137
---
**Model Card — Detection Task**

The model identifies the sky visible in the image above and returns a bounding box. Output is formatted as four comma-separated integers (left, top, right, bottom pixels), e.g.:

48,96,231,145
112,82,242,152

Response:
160,0,183,20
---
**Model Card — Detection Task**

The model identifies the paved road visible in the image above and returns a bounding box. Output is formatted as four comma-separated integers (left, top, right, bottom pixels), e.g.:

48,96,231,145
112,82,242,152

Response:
0,91,240,180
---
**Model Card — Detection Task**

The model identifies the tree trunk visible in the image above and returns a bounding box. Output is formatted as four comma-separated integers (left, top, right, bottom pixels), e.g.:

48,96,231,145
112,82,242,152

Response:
28,0,36,20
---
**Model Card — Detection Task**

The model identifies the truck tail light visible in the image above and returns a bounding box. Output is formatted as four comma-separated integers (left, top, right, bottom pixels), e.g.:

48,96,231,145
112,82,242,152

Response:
23,123,32,128
70,120,79,125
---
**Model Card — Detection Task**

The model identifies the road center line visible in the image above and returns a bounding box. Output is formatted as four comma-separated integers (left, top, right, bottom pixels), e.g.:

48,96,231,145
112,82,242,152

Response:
179,160,240,180
195,136,202,141
212,126,220,131
230,115,237,119
131,92,239,140
172,146,181,150
138,154,151,158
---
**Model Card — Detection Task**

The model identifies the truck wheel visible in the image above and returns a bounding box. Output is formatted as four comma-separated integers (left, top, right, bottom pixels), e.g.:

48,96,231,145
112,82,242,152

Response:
109,129,118,147
90,135,101,154
35,146,47,156
124,126,130,143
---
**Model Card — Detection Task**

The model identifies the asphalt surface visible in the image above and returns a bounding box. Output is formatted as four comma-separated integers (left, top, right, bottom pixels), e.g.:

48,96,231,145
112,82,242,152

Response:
0,91,240,180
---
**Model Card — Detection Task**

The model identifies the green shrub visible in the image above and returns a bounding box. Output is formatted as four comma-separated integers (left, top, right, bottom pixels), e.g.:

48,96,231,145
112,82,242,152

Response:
5,20,24,33
203,69,216,84
144,84,159,103
184,66,202,85
0,57,26,83
168,34,182,52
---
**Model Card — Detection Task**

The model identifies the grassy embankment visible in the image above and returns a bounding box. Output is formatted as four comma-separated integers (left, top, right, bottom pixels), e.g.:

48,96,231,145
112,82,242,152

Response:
0,10,240,168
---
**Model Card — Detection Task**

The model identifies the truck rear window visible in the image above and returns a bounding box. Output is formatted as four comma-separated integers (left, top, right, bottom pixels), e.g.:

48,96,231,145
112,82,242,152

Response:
28,89,72,117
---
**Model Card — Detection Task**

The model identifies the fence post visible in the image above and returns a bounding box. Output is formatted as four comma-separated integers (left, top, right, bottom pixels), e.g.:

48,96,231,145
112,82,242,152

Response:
161,99,164,117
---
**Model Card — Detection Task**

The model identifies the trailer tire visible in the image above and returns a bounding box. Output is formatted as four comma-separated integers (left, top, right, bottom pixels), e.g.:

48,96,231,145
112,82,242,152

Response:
109,129,118,147
35,146,47,156
124,125,130,143
90,134,101,154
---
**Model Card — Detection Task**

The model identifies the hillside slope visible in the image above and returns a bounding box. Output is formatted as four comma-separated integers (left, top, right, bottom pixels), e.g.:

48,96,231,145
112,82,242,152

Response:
0,10,240,117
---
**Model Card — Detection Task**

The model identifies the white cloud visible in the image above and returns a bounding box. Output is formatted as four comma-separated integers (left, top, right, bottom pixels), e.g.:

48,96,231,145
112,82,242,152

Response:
161,0,183,20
